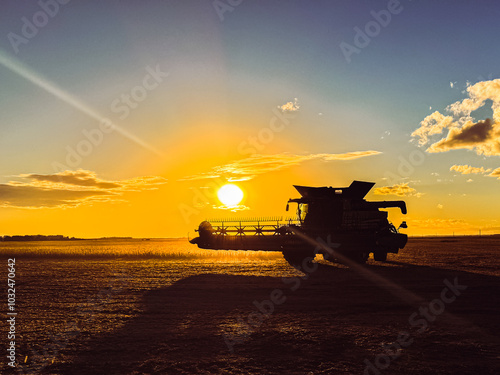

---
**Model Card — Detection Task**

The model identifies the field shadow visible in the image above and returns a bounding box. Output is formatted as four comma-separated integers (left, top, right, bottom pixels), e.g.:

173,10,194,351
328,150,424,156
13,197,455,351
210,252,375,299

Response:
45,262,500,375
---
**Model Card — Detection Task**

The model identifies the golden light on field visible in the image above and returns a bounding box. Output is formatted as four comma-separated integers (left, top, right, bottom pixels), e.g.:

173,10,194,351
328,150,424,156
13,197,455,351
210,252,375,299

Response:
217,184,244,207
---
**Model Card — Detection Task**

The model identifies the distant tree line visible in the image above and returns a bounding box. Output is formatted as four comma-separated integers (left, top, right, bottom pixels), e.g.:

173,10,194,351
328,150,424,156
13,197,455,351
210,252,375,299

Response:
0,235,82,241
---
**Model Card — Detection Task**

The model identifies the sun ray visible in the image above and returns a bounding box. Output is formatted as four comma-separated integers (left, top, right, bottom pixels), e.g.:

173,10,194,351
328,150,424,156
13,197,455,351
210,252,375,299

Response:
0,49,164,157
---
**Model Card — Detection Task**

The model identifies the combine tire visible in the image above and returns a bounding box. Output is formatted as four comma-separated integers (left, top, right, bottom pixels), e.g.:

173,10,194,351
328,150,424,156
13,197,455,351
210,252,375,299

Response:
282,251,315,271
373,251,387,261
346,251,369,264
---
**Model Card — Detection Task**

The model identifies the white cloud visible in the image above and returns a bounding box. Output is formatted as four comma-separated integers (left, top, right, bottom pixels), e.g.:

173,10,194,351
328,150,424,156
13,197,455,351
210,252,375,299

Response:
412,79,500,156
278,98,300,112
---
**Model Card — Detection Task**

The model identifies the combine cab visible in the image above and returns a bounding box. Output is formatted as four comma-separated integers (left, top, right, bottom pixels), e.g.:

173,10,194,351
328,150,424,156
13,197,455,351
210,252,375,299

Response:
190,181,408,267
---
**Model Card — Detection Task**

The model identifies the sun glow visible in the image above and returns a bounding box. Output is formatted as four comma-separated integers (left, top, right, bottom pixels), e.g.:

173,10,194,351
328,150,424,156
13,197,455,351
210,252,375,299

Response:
217,184,244,206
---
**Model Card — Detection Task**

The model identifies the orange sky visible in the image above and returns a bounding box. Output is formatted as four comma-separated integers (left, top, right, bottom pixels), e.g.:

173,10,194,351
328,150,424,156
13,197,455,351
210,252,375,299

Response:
1,2,499,238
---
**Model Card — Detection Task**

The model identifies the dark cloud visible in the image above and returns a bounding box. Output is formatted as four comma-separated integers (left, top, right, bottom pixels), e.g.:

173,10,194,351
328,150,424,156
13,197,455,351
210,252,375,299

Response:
24,171,121,189
0,169,167,209
428,118,500,153
488,167,500,179
0,184,114,208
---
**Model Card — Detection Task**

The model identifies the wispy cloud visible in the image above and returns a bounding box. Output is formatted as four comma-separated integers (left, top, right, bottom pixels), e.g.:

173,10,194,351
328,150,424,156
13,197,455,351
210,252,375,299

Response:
412,79,500,156
212,204,250,212
373,182,421,197
180,151,381,181
450,164,492,174
449,164,500,180
0,169,167,209
410,218,472,229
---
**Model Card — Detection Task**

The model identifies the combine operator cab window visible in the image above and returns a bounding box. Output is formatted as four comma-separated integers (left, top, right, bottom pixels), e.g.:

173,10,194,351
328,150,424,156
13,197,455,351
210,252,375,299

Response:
297,203,308,224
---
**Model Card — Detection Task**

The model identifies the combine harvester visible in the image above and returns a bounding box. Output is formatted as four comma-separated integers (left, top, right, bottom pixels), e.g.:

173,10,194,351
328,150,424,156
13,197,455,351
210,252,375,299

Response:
190,181,408,268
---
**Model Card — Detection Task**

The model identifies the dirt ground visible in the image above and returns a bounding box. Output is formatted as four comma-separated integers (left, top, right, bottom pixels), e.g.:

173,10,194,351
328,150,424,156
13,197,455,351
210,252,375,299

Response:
4,237,500,374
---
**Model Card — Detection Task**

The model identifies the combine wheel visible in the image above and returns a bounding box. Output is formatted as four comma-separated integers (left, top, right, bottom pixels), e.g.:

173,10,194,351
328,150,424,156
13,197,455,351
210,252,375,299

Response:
282,251,315,271
373,251,387,262
347,251,369,264
323,250,368,265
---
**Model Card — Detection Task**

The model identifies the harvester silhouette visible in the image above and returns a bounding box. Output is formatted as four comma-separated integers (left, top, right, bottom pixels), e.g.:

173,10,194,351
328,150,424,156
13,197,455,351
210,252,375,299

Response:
190,181,408,268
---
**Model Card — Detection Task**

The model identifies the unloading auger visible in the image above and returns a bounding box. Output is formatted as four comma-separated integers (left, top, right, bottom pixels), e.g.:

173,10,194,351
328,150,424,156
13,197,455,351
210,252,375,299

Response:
189,181,408,267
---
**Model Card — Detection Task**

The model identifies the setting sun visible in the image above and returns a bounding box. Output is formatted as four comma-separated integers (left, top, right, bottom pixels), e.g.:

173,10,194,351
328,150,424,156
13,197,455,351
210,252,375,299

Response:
217,184,244,206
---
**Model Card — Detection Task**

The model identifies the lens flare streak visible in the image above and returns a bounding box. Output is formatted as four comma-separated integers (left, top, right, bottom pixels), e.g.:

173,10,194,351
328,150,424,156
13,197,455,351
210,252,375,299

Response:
0,50,164,157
